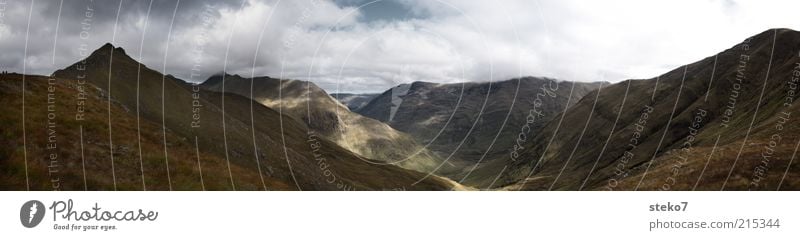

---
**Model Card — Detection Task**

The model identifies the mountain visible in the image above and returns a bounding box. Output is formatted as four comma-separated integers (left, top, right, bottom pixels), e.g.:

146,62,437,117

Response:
489,28,800,190
199,74,458,176
1,73,289,190
0,43,460,190
355,78,604,178
332,93,379,111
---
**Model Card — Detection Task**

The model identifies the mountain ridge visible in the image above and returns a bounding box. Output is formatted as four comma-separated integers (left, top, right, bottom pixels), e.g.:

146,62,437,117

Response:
356,76,605,181
198,73,460,176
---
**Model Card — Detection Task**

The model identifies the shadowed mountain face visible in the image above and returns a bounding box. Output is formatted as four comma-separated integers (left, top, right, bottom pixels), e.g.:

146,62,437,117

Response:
199,74,458,176
356,78,604,173
489,28,800,190
332,93,379,111
0,43,457,190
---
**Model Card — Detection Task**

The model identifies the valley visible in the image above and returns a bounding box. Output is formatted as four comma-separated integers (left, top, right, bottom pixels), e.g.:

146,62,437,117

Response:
2,29,799,191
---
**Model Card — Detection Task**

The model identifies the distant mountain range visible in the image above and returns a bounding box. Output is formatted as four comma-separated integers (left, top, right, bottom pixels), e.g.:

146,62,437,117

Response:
1,28,798,191
479,28,800,190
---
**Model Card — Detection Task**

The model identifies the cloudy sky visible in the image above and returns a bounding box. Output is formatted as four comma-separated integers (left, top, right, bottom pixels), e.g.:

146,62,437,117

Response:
1,0,799,93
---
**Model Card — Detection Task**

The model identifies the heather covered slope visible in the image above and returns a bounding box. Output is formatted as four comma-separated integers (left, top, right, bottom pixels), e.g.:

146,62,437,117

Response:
495,28,800,190
0,74,290,190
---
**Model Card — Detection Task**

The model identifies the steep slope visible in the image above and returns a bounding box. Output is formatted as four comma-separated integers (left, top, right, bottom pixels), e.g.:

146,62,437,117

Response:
200,74,454,175
332,93,379,111
495,28,800,190
356,78,603,178
31,43,456,190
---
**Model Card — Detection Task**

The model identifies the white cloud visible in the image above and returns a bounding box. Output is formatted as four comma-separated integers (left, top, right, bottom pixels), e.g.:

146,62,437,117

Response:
3,0,800,93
